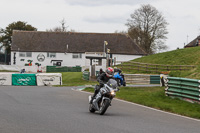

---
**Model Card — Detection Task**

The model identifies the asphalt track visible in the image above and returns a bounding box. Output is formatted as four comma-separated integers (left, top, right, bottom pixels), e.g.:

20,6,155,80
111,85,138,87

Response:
0,86,199,133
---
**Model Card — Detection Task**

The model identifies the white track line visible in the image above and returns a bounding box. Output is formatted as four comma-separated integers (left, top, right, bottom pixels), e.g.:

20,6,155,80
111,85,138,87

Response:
72,88,200,122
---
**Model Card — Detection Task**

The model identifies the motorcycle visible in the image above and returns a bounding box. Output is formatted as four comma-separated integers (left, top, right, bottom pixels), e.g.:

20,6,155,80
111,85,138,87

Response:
88,79,119,115
114,72,126,86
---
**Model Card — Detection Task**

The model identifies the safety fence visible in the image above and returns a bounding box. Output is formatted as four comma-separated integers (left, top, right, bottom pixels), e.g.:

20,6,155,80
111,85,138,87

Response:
82,73,161,84
165,77,200,103
0,73,62,86
82,71,90,80
117,61,195,73
47,66,81,72
121,74,160,84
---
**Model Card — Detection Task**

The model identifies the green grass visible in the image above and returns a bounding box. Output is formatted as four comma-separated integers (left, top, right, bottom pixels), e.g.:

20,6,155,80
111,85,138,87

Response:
119,47,200,79
84,86,200,119
61,72,97,86
57,47,200,119
0,70,18,72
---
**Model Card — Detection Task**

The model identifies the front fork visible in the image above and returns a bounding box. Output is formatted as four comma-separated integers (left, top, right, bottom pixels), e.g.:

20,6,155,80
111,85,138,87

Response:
101,97,112,106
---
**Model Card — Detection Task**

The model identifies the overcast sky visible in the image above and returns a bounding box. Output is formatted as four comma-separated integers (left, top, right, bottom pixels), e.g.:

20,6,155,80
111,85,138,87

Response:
1,0,200,51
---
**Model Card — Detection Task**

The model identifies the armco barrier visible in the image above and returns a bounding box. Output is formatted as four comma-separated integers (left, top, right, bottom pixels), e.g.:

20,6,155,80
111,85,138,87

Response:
47,66,81,72
83,71,90,80
165,77,200,103
124,74,160,84
150,75,160,84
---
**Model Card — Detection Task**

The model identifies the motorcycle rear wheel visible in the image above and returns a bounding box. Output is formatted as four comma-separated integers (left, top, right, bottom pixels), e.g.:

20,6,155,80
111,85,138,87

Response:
99,99,110,115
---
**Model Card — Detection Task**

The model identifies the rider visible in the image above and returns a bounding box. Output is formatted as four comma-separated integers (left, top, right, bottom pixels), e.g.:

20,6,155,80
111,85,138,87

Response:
114,67,122,75
90,67,114,103
113,67,124,86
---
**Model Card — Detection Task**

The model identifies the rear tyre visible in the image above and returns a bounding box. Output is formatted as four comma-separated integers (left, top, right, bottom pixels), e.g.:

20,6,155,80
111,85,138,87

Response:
99,99,110,115
89,104,95,113
123,81,126,86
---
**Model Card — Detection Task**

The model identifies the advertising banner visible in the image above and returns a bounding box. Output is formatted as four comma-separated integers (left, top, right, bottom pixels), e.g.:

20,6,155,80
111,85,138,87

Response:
0,73,13,85
36,73,62,86
12,74,37,86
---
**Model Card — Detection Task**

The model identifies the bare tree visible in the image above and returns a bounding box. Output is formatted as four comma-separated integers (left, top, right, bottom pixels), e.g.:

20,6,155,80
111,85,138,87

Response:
46,18,69,32
60,18,68,32
114,30,127,34
126,4,168,54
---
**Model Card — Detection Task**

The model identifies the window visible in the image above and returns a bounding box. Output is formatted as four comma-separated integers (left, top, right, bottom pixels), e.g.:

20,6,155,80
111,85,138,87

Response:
19,52,25,57
51,60,63,66
72,53,82,58
47,52,56,58
26,52,32,57
19,52,32,57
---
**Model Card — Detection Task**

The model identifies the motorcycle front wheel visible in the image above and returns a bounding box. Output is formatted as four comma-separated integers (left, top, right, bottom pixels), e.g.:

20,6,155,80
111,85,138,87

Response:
99,99,110,115
89,104,95,113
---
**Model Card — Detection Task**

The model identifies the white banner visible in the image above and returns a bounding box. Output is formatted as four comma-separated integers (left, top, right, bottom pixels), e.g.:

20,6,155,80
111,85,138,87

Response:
0,73,13,85
36,73,62,86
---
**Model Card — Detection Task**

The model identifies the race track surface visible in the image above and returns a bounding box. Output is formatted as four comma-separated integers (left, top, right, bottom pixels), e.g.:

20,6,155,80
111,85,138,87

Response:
0,86,199,133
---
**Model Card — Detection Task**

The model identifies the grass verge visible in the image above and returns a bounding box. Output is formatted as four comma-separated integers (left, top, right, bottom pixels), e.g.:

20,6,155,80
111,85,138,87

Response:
117,47,200,79
0,70,18,72
61,72,97,86
84,86,200,119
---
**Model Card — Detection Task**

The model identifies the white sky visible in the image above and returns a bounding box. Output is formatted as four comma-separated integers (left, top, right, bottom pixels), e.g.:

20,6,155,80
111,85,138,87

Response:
1,0,200,51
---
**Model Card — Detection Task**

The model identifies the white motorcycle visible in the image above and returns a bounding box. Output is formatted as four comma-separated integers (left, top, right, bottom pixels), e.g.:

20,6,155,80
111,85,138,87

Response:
89,79,119,115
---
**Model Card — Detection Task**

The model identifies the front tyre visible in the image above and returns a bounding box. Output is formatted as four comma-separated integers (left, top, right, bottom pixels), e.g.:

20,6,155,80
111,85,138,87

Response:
99,99,110,115
89,104,95,113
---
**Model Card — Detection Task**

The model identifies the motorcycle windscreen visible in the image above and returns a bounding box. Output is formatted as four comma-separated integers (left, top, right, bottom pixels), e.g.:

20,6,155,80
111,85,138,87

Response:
107,79,118,88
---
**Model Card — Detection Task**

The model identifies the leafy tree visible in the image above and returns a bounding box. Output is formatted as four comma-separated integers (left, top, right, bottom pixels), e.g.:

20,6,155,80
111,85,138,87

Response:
0,21,37,53
126,4,168,54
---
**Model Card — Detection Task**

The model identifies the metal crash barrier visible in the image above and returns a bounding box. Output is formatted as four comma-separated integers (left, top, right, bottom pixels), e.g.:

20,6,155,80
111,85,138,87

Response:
124,74,160,84
165,77,200,103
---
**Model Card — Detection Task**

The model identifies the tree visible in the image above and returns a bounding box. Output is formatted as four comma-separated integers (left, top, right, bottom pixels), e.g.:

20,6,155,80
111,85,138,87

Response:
46,18,69,32
0,21,37,53
114,30,127,34
126,4,168,54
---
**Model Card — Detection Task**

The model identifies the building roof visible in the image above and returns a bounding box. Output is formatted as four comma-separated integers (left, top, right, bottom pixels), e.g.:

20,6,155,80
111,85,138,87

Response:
184,36,200,48
11,30,146,55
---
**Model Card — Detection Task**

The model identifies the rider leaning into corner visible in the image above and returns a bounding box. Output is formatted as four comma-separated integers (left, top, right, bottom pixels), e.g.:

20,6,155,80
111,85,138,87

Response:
90,67,114,104
114,67,122,74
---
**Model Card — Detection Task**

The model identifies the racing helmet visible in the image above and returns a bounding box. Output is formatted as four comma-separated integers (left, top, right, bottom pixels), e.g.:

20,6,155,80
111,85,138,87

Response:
105,67,114,77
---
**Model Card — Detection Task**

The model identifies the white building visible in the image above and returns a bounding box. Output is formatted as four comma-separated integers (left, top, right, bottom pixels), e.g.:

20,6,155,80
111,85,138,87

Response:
11,30,146,70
